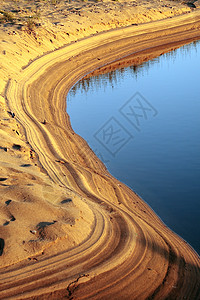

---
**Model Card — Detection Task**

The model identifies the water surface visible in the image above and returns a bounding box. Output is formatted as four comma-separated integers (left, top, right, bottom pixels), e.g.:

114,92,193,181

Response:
67,41,200,254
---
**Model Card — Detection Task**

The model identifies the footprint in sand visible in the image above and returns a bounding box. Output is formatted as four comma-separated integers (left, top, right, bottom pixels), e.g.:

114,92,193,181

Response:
0,178,9,186
12,144,22,150
61,198,73,204
7,111,15,118
3,215,16,226
0,146,7,152
5,200,12,206
3,221,9,226
0,238,4,256
20,164,32,167
37,221,56,229
10,215,16,222
0,178,7,182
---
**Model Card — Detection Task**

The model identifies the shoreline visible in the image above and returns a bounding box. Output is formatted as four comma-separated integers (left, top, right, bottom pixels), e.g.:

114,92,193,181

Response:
82,37,200,79
0,3,200,299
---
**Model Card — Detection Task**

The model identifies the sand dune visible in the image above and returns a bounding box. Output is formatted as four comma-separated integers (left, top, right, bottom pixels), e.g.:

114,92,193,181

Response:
0,1,200,299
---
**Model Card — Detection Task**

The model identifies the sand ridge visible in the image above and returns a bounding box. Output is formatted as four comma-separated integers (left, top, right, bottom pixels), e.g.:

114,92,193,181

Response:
0,0,198,93
0,1,200,299
1,9,200,300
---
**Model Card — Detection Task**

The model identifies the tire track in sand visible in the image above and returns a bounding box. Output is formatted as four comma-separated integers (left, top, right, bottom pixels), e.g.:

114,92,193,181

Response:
1,11,200,300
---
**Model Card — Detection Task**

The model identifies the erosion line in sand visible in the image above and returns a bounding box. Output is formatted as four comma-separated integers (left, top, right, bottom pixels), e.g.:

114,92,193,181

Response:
2,11,200,300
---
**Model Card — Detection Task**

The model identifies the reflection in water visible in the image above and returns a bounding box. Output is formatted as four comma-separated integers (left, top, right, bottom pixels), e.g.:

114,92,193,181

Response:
70,65,139,96
67,40,200,254
69,40,200,97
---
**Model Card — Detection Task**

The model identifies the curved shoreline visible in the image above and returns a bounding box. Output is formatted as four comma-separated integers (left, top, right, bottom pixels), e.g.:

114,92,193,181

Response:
2,11,200,299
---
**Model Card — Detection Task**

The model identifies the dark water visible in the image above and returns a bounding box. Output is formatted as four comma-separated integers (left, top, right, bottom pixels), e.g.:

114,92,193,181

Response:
67,41,200,254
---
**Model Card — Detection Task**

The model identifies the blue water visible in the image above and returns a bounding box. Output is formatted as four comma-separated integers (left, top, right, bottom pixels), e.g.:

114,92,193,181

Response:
67,41,200,254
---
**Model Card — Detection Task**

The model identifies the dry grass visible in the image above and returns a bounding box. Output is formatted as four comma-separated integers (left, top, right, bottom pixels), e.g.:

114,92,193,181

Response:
0,1,44,34
0,0,194,36
0,0,72,25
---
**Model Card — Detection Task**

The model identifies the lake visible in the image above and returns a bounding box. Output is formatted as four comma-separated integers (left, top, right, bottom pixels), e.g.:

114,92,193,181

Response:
67,40,200,254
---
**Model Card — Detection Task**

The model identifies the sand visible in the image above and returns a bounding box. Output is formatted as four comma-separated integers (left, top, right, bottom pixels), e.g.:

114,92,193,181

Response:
0,0,200,299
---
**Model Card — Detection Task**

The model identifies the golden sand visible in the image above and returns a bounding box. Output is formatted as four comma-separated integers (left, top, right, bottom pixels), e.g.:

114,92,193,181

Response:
0,0,200,298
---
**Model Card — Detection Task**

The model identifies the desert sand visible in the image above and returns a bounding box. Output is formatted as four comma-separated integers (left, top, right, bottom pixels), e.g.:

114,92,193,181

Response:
0,0,200,299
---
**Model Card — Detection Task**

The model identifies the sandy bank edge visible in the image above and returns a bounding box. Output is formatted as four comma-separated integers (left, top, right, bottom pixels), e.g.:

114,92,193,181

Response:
1,9,200,300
